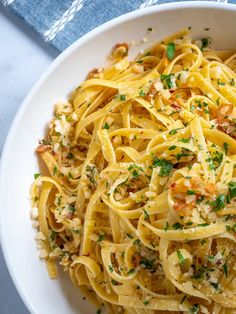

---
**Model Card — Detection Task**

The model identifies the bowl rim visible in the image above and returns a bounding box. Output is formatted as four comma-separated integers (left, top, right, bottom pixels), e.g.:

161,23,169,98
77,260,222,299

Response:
1,1,236,313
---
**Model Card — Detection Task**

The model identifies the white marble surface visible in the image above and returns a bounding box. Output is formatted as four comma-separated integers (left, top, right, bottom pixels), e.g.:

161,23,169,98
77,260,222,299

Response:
0,4,59,314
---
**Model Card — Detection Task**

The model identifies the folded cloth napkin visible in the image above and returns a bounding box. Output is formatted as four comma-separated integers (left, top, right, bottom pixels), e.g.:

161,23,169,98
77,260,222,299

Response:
2,0,231,51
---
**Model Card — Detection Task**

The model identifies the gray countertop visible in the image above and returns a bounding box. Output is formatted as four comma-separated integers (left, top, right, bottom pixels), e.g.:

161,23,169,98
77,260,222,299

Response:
0,4,59,313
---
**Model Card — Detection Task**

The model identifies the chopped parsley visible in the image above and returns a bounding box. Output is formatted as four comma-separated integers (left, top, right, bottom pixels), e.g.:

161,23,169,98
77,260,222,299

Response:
211,150,223,169
230,78,235,86
200,239,206,245
205,157,214,170
53,165,58,176
97,234,105,242
217,79,225,86
177,250,185,266
223,142,229,155
143,209,149,220
34,173,40,179
201,37,211,51
208,254,217,263
143,300,149,306
68,205,75,213
126,233,134,239
169,127,182,135
172,222,183,230
50,230,58,241
111,279,119,285
66,152,74,159
140,258,155,271
127,268,135,275
191,304,199,314
191,266,207,280
152,157,173,177
197,223,209,227
223,262,228,277
166,42,176,61
211,194,225,211
108,265,114,272
160,73,174,89
120,94,126,101
164,221,169,231
131,169,139,179
169,145,177,150
103,122,110,130
128,164,143,172
139,89,145,97
226,225,231,232
176,148,193,161
86,165,97,185
210,282,220,291
228,181,236,199
187,190,196,195
41,139,52,145
232,224,236,233
178,137,191,143
133,239,141,246
147,27,153,31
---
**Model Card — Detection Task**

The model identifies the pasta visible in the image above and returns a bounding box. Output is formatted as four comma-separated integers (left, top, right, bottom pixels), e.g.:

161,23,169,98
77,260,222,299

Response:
31,29,236,314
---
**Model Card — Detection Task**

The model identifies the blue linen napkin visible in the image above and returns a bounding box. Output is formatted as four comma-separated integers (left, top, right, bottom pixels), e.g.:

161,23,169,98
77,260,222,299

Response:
2,0,232,51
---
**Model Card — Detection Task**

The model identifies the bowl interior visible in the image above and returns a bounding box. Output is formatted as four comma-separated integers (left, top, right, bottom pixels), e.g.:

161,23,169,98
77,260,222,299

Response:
1,3,236,314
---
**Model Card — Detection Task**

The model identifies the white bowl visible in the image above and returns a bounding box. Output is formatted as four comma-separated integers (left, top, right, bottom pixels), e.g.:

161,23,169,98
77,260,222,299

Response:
1,2,236,313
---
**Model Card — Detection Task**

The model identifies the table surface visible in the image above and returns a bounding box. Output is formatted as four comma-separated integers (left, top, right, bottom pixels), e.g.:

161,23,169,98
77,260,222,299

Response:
0,4,59,314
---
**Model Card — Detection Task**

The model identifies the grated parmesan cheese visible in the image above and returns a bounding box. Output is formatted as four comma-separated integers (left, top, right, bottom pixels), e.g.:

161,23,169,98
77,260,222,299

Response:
30,207,38,220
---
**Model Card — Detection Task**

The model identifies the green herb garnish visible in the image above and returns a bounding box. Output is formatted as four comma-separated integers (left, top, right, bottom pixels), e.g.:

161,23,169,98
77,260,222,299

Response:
152,157,173,177
228,181,236,199
108,265,114,272
178,137,191,143
143,209,149,220
177,250,185,266
120,94,126,101
139,90,145,96
103,122,110,130
34,173,40,179
197,223,209,227
127,268,135,275
172,222,183,230
201,37,211,51
211,194,225,211
187,190,196,195
53,165,58,176
160,73,174,89
97,234,105,242
191,304,199,314
169,145,177,150
166,42,176,61
111,279,119,285
164,222,169,231
223,262,228,277
223,142,229,155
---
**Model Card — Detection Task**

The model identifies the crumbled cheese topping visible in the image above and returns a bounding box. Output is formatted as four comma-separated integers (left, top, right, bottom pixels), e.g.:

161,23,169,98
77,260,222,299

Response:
30,207,38,220
153,81,164,92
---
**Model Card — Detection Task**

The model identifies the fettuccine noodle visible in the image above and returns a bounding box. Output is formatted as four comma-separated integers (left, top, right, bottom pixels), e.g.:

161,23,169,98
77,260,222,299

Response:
31,29,236,314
